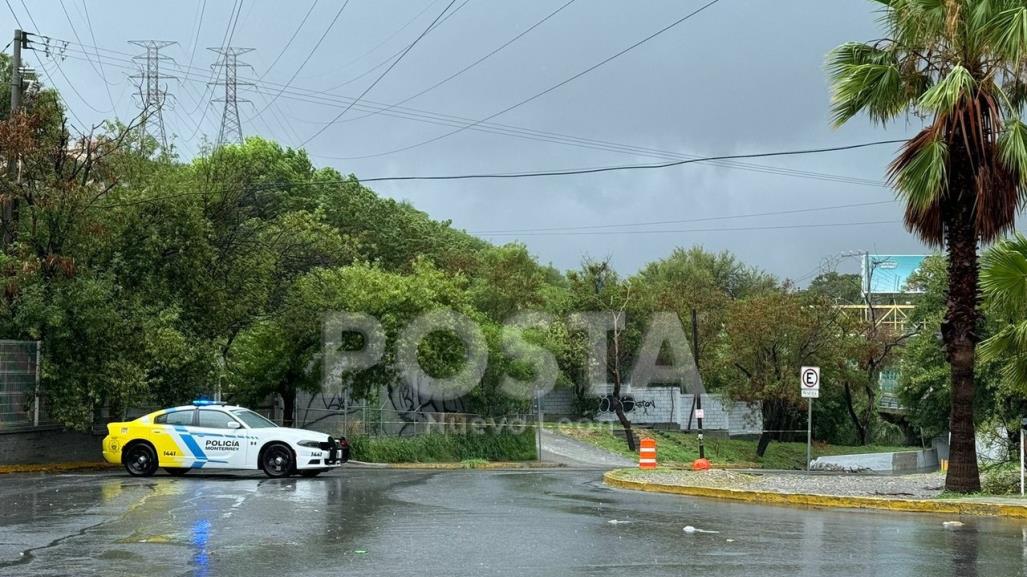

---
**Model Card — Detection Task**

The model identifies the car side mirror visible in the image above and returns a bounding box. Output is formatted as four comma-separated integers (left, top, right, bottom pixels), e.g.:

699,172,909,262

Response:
227,421,241,429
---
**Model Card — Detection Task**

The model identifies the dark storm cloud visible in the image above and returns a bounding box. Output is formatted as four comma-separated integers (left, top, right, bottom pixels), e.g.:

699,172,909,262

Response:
10,0,932,281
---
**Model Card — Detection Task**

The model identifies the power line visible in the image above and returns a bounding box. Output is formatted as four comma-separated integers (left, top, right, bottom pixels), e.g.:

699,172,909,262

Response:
184,0,242,141
301,0,457,145
257,0,317,80
476,220,900,238
51,44,893,189
249,0,349,119
301,0,439,83
209,46,253,146
184,0,207,72
319,0,473,93
3,0,22,29
16,2,105,122
322,0,724,158
48,35,893,192
79,0,118,113
129,40,177,150
56,0,116,113
355,139,907,182
336,0,579,127
471,200,897,234
88,138,905,211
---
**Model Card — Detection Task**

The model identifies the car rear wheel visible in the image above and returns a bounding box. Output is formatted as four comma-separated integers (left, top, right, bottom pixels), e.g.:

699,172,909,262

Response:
164,467,190,476
299,468,329,478
124,443,158,477
261,443,295,478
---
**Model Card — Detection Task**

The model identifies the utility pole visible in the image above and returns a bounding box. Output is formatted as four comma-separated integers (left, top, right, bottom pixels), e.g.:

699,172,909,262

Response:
129,40,176,151
3,29,26,248
691,308,706,462
209,47,253,147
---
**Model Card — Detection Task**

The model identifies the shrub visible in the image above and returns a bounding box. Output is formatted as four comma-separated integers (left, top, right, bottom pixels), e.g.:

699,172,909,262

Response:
349,430,537,463
981,462,1020,495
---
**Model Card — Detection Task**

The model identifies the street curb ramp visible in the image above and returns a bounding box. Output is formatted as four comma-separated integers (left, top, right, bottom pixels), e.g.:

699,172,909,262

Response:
603,470,1027,518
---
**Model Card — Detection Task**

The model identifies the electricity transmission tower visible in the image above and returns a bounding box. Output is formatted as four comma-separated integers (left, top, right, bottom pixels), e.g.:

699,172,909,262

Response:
209,47,254,147
129,40,177,150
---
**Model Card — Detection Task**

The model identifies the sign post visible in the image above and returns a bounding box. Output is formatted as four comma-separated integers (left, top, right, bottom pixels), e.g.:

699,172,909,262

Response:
800,366,820,470
1020,418,1027,496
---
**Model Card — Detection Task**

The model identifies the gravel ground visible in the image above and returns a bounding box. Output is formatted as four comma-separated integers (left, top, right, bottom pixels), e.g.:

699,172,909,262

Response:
619,468,947,499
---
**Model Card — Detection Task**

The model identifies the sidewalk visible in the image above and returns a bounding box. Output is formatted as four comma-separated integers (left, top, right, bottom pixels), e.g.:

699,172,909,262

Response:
604,468,1027,518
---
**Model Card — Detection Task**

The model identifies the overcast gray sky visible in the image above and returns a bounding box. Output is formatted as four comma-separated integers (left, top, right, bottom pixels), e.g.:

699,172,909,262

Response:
6,0,938,282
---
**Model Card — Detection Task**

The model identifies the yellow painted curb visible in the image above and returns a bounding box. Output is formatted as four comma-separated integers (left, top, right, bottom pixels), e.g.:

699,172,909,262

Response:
603,470,1027,518
0,461,118,475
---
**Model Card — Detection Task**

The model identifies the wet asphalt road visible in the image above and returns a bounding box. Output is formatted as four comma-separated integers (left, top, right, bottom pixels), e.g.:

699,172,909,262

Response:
0,468,1025,577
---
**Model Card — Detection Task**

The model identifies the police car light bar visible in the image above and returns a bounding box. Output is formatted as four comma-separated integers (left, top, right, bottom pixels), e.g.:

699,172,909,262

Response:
192,399,227,406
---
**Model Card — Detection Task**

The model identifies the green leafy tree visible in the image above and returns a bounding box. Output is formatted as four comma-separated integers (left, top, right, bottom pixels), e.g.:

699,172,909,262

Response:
807,272,862,304
828,0,1027,492
715,291,848,456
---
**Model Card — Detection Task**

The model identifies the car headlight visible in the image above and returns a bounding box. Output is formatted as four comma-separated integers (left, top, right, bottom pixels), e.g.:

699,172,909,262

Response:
297,440,322,448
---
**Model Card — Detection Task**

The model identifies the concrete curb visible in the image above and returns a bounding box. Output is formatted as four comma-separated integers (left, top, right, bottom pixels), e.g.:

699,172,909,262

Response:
386,461,564,470
0,461,118,475
602,470,1027,518
0,460,554,474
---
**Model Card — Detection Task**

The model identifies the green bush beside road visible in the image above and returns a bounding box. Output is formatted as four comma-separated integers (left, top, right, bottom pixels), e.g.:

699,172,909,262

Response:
349,430,537,463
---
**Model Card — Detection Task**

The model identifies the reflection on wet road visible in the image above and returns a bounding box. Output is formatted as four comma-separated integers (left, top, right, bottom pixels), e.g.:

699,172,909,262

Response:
0,468,1024,576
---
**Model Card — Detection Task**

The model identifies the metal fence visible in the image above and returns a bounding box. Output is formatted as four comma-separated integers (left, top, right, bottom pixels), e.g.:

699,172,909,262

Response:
0,340,42,429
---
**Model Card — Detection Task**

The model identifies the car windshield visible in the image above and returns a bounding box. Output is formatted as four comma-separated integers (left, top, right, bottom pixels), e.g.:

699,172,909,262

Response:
230,409,278,429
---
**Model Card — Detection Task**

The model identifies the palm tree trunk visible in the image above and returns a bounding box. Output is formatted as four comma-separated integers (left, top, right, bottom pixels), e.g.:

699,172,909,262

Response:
942,186,981,493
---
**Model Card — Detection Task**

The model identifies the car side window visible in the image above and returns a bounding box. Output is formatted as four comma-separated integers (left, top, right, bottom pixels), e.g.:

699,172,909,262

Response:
197,409,236,429
155,410,195,426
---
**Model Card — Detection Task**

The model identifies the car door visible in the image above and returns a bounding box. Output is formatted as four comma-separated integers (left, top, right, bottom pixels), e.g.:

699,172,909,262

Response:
191,409,250,469
152,409,197,468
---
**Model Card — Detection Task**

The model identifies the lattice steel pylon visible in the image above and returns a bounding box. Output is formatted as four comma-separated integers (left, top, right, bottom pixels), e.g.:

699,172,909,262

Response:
209,47,254,147
129,40,177,150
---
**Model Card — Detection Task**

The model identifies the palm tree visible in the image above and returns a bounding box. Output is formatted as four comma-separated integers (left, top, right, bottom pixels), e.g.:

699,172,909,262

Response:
981,234,1027,387
828,0,1027,492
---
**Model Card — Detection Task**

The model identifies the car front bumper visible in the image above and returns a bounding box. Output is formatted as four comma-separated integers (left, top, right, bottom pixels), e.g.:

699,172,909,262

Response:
297,438,349,469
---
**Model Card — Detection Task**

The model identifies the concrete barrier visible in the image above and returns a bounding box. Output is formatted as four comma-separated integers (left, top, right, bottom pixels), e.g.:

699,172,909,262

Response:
0,427,102,465
809,448,939,474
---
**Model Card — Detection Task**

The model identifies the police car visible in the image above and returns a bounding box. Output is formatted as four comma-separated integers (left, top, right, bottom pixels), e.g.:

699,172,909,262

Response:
102,401,349,478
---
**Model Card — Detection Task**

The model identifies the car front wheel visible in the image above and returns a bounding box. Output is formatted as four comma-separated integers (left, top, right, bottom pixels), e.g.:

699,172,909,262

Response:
124,443,158,477
261,443,295,478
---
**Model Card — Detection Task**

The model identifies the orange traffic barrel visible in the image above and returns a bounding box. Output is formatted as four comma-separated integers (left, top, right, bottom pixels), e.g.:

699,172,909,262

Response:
639,437,656,469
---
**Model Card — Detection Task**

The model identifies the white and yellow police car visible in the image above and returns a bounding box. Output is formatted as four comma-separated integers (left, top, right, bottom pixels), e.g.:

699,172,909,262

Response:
102,401,349,478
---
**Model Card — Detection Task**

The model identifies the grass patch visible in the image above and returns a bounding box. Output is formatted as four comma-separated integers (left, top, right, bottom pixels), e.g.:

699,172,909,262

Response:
349,430,536,463
553,424,910,470
460,458,490,469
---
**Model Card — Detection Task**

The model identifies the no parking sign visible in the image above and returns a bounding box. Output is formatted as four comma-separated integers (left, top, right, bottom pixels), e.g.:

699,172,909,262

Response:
801,366,820,398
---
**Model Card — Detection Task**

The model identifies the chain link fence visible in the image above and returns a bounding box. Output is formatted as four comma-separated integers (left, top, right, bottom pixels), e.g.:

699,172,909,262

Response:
286,405,536,439
0,340,43,430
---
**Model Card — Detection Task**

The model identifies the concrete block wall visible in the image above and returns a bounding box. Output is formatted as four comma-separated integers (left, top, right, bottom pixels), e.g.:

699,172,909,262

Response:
0,427,103,465
809,448,940,473
540,387,578,417
543,385,762,437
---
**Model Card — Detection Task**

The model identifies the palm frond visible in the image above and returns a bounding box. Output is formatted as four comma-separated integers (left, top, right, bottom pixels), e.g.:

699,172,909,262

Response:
981,323,1027,391
998,118,1027,185
889,128,947,244
918,65,976,113
827,43,909,126
984,6,1027,64
981,232,1027,317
